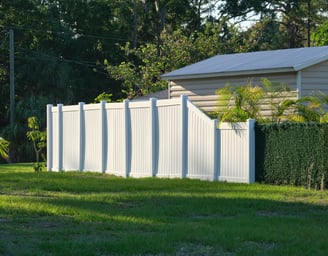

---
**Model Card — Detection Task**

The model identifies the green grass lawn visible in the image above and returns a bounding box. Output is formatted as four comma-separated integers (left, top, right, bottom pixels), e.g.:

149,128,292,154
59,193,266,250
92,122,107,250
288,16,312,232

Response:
0,163,327,256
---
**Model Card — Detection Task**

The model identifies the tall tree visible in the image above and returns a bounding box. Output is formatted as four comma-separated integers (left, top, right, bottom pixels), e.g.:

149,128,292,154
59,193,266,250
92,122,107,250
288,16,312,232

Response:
311,20,328,46
219,0,328,48
105,21,244,97
0,0,133,161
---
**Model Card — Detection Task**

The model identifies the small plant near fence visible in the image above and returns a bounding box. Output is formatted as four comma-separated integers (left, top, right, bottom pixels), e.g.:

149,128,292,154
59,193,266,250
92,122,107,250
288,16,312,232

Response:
26,116,46,172
216,78,328,124
0,137,10,160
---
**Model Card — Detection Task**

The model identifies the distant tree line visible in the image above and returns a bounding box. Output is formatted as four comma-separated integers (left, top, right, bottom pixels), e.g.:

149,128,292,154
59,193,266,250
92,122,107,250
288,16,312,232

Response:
0,0,328,161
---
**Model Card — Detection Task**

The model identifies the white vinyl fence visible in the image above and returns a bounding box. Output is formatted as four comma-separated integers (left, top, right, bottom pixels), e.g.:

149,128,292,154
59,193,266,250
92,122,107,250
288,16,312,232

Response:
47,95,255,183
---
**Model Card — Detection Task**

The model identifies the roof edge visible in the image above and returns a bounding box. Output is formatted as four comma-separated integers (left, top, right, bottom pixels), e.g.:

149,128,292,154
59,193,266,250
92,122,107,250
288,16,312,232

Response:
161,67,295,81
294,54,328,71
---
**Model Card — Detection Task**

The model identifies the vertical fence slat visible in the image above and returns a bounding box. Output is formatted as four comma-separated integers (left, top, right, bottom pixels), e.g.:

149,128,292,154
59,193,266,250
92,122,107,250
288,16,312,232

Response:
100,101,107,173
47,104,53,171
248,119,256,183
79,102,85,171
181,95,188,178
213,119,219,181
150,98,157,176
57,104,63,171
124,100,130,177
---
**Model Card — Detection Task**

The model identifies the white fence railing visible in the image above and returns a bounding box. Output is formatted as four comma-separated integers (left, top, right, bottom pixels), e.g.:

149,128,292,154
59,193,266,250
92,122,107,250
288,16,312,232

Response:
47,95,255,183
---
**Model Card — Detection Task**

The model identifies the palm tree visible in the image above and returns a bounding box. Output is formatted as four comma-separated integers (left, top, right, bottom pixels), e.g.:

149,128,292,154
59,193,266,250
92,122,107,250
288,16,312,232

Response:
216,83,264,123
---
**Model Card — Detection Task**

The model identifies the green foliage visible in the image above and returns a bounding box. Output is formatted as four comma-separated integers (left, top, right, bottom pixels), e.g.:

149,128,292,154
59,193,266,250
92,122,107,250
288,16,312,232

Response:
106,24,245,99
26,116,46,171
221,0,328,48
216,79,328,124
0,137,10,160
94,92,113,103
216,83,265,123
256,122,328,189
1,0,328,162
260,78,293,122
312,21,328,46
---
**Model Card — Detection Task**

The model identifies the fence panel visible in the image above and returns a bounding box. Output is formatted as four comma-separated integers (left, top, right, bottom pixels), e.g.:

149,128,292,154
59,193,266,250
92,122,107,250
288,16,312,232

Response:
62,106,80,171
187,101,218,181
129,101,153,177
219,120,255,183
47,96,255,183
106,103,126,176
156,99,183,178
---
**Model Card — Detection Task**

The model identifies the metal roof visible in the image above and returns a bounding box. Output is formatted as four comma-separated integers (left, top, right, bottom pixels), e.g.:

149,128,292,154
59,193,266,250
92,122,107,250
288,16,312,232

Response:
161,46,328,80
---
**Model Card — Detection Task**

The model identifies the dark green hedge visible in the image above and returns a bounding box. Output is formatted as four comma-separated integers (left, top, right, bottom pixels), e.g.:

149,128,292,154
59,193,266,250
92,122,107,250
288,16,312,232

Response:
255,122,328,189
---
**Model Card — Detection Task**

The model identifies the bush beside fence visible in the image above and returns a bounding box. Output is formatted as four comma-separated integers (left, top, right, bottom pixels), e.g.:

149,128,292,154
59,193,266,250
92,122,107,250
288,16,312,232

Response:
255,122,328,189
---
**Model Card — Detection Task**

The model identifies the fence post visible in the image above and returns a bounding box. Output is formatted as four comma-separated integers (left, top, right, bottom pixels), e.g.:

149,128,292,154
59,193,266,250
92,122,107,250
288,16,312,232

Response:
213,119,219,181
46,104,53,171
78,102,85,171
124,99,131,177
247,119,256,183
181,95,188,178
100,101,107,173
57,104,63,171
150,98,157,176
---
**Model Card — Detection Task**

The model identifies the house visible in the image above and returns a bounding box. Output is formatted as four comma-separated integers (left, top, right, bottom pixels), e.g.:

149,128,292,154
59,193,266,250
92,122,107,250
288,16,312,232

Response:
161,46,328,112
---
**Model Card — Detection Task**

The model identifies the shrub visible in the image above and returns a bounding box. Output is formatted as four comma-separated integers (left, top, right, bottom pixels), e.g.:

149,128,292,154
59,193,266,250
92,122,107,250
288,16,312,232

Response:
255,122,328,189
26,117,46,172
0,137,10,160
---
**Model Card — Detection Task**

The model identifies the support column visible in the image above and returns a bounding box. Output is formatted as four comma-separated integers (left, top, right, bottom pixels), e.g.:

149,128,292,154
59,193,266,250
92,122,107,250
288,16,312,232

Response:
78,102,85,171
46,104,53,171
150,98,157,176
100,101,107,173
57,104,63,171
181,95,188,178
297,71,302,98
124,100,131,177
247,119,256,183
213,119,219,181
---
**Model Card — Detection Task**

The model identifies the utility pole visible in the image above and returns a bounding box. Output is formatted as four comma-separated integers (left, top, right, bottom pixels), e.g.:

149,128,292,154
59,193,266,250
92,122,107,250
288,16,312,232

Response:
133,0,137,48
9,29,14,132
307,0,311,47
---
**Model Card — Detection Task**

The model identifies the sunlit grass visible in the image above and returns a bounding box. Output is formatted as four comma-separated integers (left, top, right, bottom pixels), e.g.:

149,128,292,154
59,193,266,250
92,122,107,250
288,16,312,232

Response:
0,163,327,255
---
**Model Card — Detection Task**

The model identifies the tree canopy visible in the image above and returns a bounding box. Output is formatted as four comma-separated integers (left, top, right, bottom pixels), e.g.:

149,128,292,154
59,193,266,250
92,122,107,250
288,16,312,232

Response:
0,0,328,161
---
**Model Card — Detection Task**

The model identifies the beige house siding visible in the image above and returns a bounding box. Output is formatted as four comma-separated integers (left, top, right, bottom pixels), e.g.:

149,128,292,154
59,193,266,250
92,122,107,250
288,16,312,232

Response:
170,73,297,112
301,60,328,96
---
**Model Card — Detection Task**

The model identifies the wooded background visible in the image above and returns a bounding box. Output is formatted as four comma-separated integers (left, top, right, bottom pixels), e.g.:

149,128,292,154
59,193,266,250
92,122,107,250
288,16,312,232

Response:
1,0,328,161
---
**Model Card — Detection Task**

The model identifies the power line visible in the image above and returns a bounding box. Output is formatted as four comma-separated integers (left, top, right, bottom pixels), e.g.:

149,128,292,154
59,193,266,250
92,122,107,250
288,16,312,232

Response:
15,47,110,76
0,24,134,43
